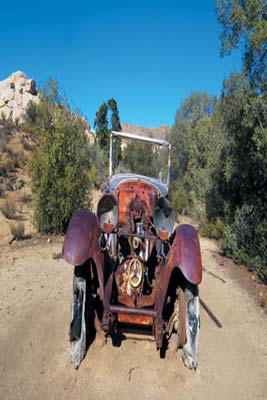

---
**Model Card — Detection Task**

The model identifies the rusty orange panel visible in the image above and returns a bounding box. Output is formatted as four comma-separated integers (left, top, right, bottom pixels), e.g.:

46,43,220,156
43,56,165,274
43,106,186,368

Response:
118,313,154,326
116,180,159,224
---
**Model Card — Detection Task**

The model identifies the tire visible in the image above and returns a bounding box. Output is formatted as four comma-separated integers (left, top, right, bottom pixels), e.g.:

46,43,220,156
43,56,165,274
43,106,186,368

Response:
69,264,93,369
182,282,200,369
176,286,187,348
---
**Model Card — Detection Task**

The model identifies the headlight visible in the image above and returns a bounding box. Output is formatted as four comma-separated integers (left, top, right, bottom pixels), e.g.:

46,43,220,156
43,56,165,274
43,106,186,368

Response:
154,197,174,240
97,193,118,233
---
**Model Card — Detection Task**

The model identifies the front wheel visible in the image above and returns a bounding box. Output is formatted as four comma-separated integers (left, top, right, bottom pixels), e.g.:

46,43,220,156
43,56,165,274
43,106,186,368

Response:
69,264,93,369
182,282,200,370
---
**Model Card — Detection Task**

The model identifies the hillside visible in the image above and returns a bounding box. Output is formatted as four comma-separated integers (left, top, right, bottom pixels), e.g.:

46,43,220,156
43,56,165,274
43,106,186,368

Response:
121,123,171,140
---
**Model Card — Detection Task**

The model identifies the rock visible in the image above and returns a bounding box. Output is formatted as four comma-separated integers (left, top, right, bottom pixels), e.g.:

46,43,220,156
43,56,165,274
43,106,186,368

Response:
26,79,37,95
0,71,39,122
0,87,15,103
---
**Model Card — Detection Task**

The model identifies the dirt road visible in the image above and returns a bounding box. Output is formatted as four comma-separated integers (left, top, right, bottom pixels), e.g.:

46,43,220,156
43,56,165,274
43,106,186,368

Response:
1,231,267,400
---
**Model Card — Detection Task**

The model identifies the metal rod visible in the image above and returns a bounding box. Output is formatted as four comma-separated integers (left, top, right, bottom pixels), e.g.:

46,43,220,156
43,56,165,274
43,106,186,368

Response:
167,144,172,188
203,267,226,284
109,131,113,177
111,130,170,146
109,305,156,317
199,297,222,329
117,231,157,240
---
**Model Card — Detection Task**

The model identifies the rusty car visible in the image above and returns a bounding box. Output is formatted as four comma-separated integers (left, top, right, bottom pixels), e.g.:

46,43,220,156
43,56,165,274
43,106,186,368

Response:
62,131,202,369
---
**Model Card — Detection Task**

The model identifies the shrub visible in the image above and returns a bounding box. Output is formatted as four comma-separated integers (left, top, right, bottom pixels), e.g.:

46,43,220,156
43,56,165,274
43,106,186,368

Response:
1,112,6,121
29,80,92,233
2,197,16,219
14,178,25,190
0,139,7,152
200,217,224,239
9,221,25,240
171,188,186,215
19,136,32,151
0,183,6,197
19,192,32,203
222,205,267,283
0,156,16,176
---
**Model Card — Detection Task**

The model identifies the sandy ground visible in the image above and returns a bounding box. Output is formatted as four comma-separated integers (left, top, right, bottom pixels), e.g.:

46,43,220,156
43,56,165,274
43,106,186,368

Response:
0,215,267,400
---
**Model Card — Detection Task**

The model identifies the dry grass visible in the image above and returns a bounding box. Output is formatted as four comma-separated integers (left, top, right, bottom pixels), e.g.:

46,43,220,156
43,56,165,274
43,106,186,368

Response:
9,221,25,240
1,197,16,219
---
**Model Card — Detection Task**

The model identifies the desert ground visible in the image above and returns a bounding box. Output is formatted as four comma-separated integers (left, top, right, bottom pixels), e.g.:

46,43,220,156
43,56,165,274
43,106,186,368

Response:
0,207,267,400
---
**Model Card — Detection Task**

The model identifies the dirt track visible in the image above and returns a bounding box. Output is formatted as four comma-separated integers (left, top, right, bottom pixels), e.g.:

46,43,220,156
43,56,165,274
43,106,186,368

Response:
0,231,267,400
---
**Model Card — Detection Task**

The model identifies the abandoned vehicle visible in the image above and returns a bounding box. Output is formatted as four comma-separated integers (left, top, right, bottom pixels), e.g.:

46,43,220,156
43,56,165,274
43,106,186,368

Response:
62,131,202,369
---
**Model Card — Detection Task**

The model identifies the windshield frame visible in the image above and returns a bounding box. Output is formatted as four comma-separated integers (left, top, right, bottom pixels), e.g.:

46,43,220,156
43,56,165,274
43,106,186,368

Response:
109,131,172,188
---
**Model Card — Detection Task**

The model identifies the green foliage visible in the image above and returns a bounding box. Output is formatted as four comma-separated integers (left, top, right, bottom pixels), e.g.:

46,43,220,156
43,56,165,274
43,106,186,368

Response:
200,217,224,240
222,205,267,283
94,102,109,149
206,73,267,282
9,221,25,240
28,80,92,234
2,197,16,219
169,92,221,218
122,141,159,178
94,98,122,167
216,0,267,92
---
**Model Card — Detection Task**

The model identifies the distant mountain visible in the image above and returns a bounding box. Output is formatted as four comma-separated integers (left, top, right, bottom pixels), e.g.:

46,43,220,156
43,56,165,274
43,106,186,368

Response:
121,123,171,141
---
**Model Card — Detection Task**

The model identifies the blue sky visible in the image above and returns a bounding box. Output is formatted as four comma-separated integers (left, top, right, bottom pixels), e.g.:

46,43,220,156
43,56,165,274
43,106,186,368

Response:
1,0,241,127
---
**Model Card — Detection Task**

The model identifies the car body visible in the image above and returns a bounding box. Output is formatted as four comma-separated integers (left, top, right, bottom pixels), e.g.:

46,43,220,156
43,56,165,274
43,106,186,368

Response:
62,131,202,369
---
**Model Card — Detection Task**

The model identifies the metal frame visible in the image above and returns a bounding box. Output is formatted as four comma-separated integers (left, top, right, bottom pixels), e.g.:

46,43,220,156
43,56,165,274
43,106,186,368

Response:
110,131,172,188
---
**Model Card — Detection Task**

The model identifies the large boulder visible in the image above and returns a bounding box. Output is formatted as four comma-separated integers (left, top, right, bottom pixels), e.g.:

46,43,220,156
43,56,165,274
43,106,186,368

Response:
0,71,40,122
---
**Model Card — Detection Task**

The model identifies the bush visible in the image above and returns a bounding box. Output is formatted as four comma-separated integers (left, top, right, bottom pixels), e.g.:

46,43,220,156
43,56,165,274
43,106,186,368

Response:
200,217,224,239
0,183,6,197
19,192,32,203
0,156,16,177
29,80,93,233
14,178,25,190
222,205,267,283
9,221,25,240
2,197,16,219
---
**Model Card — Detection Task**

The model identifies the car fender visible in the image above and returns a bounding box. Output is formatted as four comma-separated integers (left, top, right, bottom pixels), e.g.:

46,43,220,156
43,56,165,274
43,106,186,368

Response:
156,224,202,314
62,210,105,297
168,224,202,284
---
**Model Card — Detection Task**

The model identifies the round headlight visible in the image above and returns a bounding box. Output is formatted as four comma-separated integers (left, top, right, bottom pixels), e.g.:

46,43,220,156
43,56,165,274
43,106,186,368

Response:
154,197,174,240
97,193,118,233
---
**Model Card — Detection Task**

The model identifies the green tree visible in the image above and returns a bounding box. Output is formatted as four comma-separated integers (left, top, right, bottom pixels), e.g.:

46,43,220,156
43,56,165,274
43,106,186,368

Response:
215,1,267,282
216,0,267,92
122,141,158,178
168,92,220,218
207,74,267,281
94,98,122,166
28,80,92,233
94,102,109,149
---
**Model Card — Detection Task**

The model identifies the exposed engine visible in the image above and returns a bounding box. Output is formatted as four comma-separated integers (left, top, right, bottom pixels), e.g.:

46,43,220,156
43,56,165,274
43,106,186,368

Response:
96,188,175,309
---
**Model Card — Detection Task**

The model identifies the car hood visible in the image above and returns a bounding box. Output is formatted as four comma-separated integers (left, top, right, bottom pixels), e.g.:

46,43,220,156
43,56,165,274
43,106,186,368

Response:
107,173,168,197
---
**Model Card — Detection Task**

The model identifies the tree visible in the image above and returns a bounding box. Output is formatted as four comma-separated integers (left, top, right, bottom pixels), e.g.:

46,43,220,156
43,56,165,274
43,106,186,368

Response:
28,80,92,233
94,98,122,165
94,102,109,149
216,0,267,92
167,92,220,218
206,73,267,281
122,141,158,178
214,2,267,281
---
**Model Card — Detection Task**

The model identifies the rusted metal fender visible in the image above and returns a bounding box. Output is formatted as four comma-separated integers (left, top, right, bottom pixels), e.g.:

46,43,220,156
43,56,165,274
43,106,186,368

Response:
167,224,202,284
62,211,105,297
155,224,202,316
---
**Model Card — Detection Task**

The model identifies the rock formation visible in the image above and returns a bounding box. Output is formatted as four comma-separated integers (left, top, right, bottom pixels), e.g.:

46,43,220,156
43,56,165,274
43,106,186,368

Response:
0,71,40,122
121,123,171,141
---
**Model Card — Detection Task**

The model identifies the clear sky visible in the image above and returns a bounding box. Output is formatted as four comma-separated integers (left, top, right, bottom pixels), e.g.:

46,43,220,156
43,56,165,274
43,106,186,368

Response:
1,0,241,128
